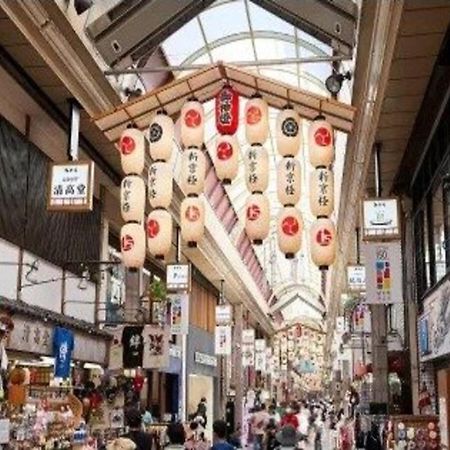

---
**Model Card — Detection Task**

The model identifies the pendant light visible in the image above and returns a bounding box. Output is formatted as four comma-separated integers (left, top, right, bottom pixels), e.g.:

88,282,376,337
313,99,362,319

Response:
245,144,269,194
310,167,334,218
148,161,173,209
215,134,239,185
245,94,269,145
181,97,204,148
119,126,146,175
277,206,303,259
308,115,334,168
181,196,205,247
310,217,336,270
245,193,270,245
147,209,173,260
121,223,146,269
120,175,146,223
148,110,174,162
276,106,301,157
215,84,239,136
180,146,206,196
277,157,301,207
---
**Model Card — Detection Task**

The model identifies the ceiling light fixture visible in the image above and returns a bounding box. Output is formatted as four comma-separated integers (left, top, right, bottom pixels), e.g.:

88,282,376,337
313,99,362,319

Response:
325,71,352,95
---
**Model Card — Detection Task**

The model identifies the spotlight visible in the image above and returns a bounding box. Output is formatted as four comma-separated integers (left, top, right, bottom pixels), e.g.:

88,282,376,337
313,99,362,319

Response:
325,71,352,95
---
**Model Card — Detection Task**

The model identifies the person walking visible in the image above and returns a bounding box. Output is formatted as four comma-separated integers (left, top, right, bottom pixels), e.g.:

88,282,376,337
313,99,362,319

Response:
275,425,302,450
281,406,299,429
165,423,187,450
212,420,234,450
123,408,152,450
251,404,270,450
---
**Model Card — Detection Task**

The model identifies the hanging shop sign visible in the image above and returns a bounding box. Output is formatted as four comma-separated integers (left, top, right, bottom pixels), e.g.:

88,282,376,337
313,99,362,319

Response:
419,280,450,362
215,84,239,135
169,293,189,335
215,325,232,355
363,241,403,304
215,305,233,325
336,316,346,333
362,198,400,240
47,161,94,212
242,329,255,367
166,264,191,291
347,265,366,292
143,325,170,369
255,339,267,372
195,351,218,367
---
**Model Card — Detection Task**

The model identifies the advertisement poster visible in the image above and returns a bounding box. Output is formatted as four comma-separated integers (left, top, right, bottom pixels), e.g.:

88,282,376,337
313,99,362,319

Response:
169,293,189,335
215,325,232,355
364,241,403,304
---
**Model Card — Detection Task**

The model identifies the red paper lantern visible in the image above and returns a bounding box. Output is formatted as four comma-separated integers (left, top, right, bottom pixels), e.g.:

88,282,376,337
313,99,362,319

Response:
215,85,239,135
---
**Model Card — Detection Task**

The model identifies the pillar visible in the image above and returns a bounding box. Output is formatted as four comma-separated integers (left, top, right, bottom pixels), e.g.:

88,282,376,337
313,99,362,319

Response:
232,303,243,431
371,304,389,403
125,270,141,323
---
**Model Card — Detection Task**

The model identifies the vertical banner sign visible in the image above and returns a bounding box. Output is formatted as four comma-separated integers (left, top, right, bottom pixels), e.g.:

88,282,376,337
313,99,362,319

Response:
266,347,273,375
215,305,233,325
363,241,403,304
255,339,266,372
169,293,189,335
215,325,232,355
287,328,295,361
280,332,288,371
242,329,255,367
347,265,366,292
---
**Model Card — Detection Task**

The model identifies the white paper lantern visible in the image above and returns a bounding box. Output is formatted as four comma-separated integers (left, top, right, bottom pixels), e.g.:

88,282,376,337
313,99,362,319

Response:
180,147,206,196
148,161,173,209
120,175,146,223
245,144,269,193
308,116,334,168
310,218,336,270
119,127,146,175
276,107,301,157
310,167,334,217
245,193,270,245
147,209,172,260
121,222,146,269
277,157,301,206
277,206,303,259
181,196,205,247
245,94,269,145
181,98,204,148
215,134,239,185
148,111,174,162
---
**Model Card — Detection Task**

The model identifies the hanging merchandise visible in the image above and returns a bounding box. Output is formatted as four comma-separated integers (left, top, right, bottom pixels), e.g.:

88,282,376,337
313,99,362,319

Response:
215,84,239,135
245,144,269,193
308,115,334,168
181,196,205,247
147,209,173,260
277,206,303,259
310,167,334,217
310,217,336,270
215,134,239,185
119,126,146,175
148,110,174,162
148,161,173,209
181,97,204,148
245,193,270,245
120,175,146,223
121,222,146,268
277,157,301,206
276,106,301,157
180,146,206,196
245,94,269,145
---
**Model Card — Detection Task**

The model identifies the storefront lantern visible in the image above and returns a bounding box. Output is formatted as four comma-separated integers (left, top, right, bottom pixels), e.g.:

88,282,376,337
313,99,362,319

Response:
215,84,239,135
310,167,334,218
180,146,206,196
119,126,146,175
308,116,334,168
215,134,239,185
277,157,301,206
310,217,336,270
245,144,269,194
121,223,146,269
277,206,303,259
148,110,174,162
181,196,205,247
245,94,269,145
148,161,173,209
181,97,204,148
147,209,173,260
120,175,146,223
276,106,301,157
245,193,270,245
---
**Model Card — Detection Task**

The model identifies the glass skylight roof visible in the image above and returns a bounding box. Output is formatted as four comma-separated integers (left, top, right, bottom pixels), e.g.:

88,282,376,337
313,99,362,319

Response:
161,0,351,324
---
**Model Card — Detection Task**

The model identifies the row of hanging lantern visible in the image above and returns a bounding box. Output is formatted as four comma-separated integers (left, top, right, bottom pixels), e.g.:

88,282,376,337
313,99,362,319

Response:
244,94,270,245
276,106,302,259
180,98,206,247
308,116,336,270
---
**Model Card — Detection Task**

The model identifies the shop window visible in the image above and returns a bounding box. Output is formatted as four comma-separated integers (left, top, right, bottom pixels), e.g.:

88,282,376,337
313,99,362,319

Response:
432,185,446,282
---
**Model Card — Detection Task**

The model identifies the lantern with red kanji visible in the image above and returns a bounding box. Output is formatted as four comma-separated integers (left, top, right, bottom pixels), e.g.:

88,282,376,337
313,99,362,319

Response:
215,84,239,135
245,193,270,245
215,134,239,185
277,206,303,259
121,223,146,269
277,157,301,206
245,94,269,145
180,196,205,247
149,110,174,162
119,127,146,175
120,175,146,223
148,161,172,209
147,209,172,260
310,167,334,218
310,217,336,270
308,116,334,168
276,106,301,157
245,144,269,194
181,98,204,148
180,146,206,196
